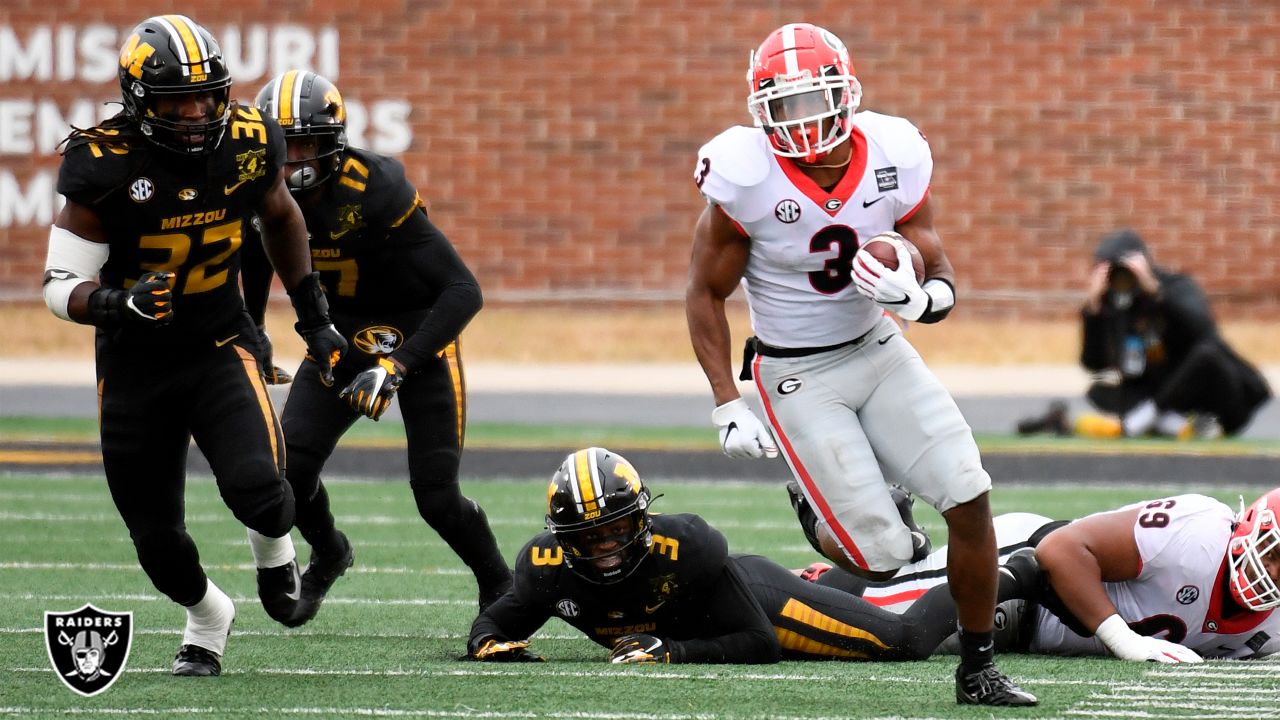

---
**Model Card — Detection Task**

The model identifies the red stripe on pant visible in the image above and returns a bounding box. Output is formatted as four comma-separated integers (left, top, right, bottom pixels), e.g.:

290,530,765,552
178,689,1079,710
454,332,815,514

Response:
752,352,871,570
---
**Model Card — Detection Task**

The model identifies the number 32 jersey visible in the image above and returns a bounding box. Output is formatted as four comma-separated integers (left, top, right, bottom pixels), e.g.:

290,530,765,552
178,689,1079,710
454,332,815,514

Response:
57,106,285,343
1032,493,1280,659
695,112,932,348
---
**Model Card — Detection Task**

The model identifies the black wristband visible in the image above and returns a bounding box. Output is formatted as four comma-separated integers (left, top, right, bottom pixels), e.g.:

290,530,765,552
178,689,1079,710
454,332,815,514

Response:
288,272,332,333
85,286,126,328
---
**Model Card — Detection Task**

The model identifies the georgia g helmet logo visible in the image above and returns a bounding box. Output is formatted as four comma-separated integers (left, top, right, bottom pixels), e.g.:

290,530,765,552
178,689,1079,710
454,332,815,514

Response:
44,604,133,697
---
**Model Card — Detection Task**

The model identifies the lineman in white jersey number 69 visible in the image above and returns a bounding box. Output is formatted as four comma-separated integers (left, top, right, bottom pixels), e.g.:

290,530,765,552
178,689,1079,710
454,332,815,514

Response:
684,22,1035,707
821,490,1280,662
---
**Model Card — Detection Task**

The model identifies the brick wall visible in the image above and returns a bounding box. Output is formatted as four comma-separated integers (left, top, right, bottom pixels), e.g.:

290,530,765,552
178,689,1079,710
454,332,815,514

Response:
2,0,1277,318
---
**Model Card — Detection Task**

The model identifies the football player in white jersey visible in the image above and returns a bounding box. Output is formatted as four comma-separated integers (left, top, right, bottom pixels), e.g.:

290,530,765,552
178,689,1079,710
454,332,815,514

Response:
812,490,1280,661
685,22,1035,707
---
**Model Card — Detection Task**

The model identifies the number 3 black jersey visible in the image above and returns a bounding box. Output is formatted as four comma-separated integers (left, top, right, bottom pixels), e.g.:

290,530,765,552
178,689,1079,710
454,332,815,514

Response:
57,105,285,343
471,511,974,663
472,513,778,663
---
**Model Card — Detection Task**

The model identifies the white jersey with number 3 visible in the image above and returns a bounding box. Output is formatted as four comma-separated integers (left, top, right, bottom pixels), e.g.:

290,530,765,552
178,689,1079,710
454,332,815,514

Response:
1032,493,1280,659
696,112,932,348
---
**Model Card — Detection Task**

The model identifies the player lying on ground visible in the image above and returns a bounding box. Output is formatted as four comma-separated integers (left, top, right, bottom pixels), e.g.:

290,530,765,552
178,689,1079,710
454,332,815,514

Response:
465,447,1038,665
809,490,1280,661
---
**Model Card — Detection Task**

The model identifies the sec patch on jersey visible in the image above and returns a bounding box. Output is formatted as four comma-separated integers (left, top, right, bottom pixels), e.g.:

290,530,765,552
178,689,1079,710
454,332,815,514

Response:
858,232,925,283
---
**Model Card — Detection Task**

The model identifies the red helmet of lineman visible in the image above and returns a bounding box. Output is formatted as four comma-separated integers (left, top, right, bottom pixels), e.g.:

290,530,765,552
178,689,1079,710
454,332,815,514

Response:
747,23,862,162
1229,488,1280,611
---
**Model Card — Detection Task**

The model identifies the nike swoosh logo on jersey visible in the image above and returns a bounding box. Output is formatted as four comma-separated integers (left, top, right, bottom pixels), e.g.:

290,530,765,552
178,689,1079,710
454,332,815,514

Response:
862,197,884,208
224,179,248,195
330,228,354,240
877,336,892,345
214,333,240,348
644,600,666,614
882,295,911,305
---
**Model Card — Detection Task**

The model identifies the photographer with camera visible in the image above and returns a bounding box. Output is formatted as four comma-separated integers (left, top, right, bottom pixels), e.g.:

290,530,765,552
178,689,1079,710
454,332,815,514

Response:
1019,229,1269,439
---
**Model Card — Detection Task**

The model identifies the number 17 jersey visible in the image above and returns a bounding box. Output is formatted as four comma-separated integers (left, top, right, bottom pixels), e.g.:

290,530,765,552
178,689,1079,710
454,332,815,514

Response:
695,112,932,348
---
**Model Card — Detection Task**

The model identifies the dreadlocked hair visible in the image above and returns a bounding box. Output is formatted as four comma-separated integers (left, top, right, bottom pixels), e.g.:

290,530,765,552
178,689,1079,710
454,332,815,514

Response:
59,109,143,155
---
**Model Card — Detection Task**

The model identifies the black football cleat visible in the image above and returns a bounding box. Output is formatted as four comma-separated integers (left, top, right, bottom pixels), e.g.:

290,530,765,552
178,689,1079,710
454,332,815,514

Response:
172,644,222,677
956,663,1038,706
890,484,932,563
785,480,825,556
257,558,302,627
291,532,354,627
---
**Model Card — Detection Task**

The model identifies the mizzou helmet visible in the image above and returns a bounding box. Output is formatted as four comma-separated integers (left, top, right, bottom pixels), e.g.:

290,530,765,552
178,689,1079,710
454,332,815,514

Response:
255,70,348,193
117,15,232,155
546,447,653,584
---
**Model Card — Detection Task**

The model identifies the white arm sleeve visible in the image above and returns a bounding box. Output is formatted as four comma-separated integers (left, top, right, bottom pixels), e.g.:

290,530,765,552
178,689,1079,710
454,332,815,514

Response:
43,225,109,321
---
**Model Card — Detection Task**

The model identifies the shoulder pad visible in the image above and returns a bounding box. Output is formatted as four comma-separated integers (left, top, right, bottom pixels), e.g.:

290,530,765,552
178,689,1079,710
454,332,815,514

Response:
853,111,931,169
56,140,135,204
341,149,419,225
515,532,566,573
696,126,772,206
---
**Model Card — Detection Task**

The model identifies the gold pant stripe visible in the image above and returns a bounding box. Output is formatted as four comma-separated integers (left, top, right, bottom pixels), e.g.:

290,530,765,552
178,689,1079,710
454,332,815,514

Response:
774,627,868,659
235,345,281,467
442,339,466,446
779,598,890,650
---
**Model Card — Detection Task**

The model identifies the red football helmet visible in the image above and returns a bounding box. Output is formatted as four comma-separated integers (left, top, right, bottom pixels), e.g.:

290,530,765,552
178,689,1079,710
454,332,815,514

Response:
747,23,861,162
1229,488,1280,611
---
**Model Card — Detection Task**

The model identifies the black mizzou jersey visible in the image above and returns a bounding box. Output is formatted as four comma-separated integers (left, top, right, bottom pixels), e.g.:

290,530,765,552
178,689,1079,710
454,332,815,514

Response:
471,513,772,660
298,147,429,316
57,105,285,342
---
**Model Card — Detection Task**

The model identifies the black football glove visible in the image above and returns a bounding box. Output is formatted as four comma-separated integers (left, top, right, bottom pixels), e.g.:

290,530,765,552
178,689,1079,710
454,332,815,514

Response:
467,636,545,662
338,357,404,420
288,272,347,387
609,634,671,664
257,326,293,385
87,270,175,329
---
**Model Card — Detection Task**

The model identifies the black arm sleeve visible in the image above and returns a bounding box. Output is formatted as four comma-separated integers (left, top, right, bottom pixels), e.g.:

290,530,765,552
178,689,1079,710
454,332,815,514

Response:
389,210,483,372
467,589,552,651
666,563,780,664
239,218,274,328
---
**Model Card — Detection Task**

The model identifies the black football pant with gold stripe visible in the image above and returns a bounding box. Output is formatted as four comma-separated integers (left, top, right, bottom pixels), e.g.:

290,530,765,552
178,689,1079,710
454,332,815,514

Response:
283,342,512,595
96,332,293,607
732,554,959,661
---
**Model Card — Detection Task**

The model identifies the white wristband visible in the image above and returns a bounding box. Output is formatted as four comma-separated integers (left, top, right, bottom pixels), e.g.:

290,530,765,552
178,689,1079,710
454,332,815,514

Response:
922,278,955,313
1094,614,1140,653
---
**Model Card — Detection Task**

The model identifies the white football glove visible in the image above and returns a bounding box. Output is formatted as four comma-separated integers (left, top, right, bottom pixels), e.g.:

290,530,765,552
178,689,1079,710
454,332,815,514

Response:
1095,614,1203,664
711,398,779,459
853,236,929,321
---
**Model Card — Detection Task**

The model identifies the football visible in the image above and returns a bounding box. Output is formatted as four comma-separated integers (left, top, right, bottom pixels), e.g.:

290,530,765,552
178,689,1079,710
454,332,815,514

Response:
858,232,926,283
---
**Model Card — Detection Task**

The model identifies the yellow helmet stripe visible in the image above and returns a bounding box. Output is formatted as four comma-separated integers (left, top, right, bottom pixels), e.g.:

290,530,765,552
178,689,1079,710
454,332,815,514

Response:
575,449,596,513
277,70,300,124
159,15,205,76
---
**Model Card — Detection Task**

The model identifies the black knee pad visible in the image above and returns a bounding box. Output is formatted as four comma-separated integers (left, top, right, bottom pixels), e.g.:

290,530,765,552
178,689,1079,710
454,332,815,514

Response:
409,481,470,528
224,460,296,536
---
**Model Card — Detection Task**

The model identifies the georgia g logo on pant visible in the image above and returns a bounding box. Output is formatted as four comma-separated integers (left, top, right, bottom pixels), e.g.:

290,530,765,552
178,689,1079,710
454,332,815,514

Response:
44,604,133,697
